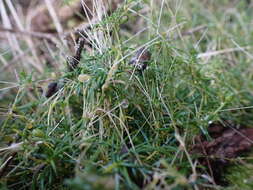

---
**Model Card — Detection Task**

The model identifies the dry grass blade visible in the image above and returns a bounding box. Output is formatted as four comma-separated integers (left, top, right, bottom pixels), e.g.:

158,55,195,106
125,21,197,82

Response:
197,46,252,59
0,1,21,62
45,0,66,45
0,0,44,72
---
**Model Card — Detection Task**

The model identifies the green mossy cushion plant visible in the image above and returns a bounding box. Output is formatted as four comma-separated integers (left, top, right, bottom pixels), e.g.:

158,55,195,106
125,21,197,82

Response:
1,0,253,189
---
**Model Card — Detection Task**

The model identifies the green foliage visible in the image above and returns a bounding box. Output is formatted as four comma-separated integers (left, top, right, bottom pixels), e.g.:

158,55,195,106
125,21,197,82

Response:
224,162,253,190
1,0,253,189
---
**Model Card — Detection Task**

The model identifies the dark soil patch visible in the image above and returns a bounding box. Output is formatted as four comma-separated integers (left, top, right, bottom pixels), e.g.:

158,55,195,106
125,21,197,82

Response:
192,122,253,185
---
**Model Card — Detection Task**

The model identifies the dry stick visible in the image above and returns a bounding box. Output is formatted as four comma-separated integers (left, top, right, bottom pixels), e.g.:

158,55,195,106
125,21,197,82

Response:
197,46,252,59
0,26,58,44
181,25,207,37
64,14,99,35
169,25,207,41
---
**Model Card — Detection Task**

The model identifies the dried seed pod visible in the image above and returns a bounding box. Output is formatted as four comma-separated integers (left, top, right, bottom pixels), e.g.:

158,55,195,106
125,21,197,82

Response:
67,38,85,71
45,79,65,98
129,47,151,72
45,82,58,98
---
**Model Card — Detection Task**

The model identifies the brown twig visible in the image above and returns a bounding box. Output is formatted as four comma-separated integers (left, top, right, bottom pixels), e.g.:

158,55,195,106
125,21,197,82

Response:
0,26,58,43
181,25,207,37
172,25,207,40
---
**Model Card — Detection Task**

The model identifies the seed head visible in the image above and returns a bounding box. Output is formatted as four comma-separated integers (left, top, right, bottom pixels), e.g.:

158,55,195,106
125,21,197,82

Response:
45,82,58,98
